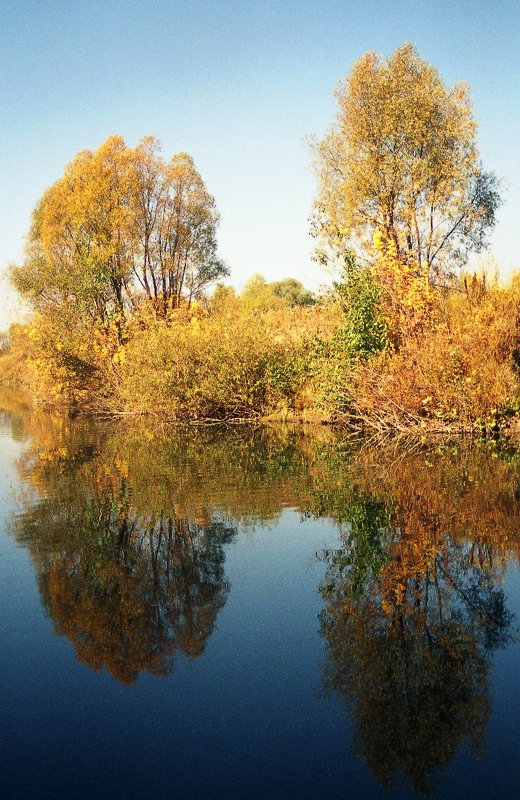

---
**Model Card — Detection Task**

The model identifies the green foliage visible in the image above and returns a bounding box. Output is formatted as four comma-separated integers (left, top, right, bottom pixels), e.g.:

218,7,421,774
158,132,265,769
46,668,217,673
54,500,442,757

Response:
328,496,391,596
271,278,316,306
336,253,386,359
296,253,388,418
334,252,387,361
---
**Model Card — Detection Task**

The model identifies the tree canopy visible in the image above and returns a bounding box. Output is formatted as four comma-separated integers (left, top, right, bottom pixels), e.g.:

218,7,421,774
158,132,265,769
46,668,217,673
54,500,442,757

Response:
11,136,227,323
312,43,501,281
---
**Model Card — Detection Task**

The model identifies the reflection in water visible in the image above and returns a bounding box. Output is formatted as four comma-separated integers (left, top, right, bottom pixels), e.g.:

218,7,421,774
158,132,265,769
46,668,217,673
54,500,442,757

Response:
6,403,520,794
40,513,234,684
318,446,519,796
321,538,512,796
10,412,325,683
14,428,237,683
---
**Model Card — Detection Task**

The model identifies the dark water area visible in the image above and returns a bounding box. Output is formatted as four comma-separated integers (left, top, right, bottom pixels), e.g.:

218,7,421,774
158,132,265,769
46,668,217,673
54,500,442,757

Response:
1,400,519,800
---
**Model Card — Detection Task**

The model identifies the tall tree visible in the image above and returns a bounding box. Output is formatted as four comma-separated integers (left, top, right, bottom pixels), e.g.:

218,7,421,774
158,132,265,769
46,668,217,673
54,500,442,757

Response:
132,138,226,313
12,136,136,323
11,136,228,323
312,44,500,282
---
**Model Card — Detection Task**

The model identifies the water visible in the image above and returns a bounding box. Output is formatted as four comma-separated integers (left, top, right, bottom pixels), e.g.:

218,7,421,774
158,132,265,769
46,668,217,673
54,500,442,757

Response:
0,400,519,799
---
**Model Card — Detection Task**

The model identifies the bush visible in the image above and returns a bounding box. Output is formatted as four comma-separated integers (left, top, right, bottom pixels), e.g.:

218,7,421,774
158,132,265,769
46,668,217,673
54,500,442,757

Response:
107,295,339,420
348,276,520,432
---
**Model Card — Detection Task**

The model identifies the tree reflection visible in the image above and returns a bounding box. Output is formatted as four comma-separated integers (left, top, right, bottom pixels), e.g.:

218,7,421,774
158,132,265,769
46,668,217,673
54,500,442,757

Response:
10,411,336,684
6,397,520,790
40,513,234,684
12,421,239,683
318,446,519,796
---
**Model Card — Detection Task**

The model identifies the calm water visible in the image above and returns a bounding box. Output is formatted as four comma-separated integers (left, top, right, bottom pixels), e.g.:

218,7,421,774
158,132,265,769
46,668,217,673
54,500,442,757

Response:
1,401,519,800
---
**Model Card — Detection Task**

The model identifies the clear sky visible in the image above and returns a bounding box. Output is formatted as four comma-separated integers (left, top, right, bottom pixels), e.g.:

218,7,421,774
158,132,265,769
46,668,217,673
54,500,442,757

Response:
1,0,519,329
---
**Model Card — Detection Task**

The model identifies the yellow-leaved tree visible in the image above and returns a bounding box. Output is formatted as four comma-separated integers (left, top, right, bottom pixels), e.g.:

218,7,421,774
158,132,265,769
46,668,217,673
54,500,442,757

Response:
8,136,228,407
11,135,227,326
313,43,501,285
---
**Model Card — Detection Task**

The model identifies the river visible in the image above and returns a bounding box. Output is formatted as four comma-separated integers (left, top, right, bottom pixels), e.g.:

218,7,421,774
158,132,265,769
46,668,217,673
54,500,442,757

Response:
1,401,519,799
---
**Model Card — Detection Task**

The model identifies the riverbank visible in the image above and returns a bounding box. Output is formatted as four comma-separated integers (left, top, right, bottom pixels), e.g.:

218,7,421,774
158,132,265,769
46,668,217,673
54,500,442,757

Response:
2,268,519,437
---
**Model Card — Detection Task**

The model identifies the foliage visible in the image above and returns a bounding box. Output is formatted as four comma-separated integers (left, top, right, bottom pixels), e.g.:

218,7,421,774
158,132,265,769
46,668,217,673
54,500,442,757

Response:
114,293,337,419
2,264,519,431
10,136,227,326
239,274,315,309
271,278,316,306
2,54,519,434
1,284,338,419
348,274,520,432
313,43,501,281
5,143,334,420
372,234,436,347
333,251,387,359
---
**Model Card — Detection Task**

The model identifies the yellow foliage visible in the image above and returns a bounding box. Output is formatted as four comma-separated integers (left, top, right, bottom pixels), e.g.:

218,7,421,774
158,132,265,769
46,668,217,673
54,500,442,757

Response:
373,233,436,345
350,275,520,432
313,43,499,280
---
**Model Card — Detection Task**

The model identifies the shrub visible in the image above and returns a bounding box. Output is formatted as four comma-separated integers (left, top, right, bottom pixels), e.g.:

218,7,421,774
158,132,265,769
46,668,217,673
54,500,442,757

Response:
348,276,520,432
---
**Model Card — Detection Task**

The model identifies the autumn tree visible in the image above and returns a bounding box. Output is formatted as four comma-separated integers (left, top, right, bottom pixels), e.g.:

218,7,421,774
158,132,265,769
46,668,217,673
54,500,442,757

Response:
132,137,226,314
11,135,227,324
12,136,135,324
313,44,500,283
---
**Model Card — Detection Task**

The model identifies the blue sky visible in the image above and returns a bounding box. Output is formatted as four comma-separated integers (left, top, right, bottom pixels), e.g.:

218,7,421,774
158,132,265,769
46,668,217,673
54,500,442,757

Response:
1,0,519,329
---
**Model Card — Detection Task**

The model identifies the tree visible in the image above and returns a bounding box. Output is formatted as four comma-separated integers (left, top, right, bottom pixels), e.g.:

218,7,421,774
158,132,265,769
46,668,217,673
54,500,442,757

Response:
312,44,501,283
12,136,136,324
11,136,228,324
240,274,316,310
132,138,227,314
271,278,315,306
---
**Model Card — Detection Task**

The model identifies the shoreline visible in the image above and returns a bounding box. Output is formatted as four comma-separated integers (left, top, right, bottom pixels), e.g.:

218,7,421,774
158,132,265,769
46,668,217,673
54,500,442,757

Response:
1,381,518,443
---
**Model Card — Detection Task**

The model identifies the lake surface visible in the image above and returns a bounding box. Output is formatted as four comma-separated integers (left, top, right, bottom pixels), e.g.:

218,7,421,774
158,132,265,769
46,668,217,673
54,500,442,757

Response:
1,400,519,800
